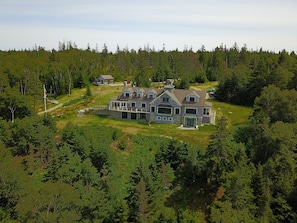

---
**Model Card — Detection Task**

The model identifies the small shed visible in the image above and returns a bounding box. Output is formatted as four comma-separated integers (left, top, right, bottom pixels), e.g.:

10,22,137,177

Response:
96,75,114,85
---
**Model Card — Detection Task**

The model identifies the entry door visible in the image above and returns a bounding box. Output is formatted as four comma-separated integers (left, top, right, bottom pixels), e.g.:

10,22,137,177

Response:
185,117,195,127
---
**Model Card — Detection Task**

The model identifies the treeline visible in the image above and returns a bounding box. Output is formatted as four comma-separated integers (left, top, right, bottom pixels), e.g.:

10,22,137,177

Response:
1,43,297,222
1,43,297,119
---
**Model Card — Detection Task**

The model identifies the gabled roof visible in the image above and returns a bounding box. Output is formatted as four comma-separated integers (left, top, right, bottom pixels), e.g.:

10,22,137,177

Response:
172,89,207,106
114,86,211,107
147,89,157,94
185,91,200,98
123,87,134,93
117,87,163,101
152,90,182,106
99,75,114,79
136,88,145,93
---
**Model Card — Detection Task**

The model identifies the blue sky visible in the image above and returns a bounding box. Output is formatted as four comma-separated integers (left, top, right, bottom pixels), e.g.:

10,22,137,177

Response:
1,0,297,52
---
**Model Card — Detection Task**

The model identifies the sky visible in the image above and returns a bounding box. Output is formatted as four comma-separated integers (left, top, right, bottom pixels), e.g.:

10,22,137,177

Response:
1,0,297,52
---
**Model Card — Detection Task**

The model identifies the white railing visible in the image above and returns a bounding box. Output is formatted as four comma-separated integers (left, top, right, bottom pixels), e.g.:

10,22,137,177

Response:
109,106,149,113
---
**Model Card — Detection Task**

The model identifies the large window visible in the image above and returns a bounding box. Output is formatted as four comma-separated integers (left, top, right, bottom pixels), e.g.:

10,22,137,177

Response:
158,107,172,115
186,108,196,114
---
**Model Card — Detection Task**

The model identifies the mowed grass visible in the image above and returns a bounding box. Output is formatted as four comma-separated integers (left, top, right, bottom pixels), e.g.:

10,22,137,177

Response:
190,81,218,91
56,113,215,147
210,100,253,126
51,82,253,147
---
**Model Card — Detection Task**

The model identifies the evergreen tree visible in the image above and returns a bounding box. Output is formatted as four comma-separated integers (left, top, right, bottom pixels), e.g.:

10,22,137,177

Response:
205,116,236,186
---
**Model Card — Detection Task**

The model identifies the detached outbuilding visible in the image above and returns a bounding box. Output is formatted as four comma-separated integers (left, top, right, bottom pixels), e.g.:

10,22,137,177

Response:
95,75,114,85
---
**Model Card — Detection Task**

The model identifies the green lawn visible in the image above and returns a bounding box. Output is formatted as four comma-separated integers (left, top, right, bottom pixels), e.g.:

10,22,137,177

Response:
48,82,253,147
55,113,215,147
190,81,218,91
210,100,253,126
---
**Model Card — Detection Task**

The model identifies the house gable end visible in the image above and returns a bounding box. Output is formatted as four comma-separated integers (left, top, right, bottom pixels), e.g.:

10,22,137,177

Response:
151,91,182,107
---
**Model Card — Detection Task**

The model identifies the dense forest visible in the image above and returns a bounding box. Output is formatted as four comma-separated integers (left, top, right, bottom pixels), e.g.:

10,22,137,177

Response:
0,42,297,222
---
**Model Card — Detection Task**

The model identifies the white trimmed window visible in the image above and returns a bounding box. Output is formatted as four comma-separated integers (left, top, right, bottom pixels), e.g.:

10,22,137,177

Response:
203,108,210,115
186,108,196,114
162,97,169,102
186,95,199,102
158,107,172,115
147,93,154,99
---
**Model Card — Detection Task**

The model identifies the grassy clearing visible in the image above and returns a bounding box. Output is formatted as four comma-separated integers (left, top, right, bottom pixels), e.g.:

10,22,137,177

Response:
55,113,215,147
49,82,252,147
210,100,253,126
190,81,218,91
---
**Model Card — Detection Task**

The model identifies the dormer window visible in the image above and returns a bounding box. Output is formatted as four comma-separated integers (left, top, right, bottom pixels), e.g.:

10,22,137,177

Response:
124,92,130,97
147,93,154,99
136,88,145,98
186,94,199,102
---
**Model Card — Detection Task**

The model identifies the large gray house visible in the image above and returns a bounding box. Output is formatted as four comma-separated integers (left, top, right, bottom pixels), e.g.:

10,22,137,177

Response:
109,84,214,128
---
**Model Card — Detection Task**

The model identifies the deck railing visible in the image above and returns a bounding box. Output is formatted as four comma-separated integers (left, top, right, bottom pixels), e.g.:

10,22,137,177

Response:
109,106,149,113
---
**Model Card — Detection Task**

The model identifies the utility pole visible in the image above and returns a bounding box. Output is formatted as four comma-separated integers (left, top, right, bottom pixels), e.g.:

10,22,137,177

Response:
43,84,47,113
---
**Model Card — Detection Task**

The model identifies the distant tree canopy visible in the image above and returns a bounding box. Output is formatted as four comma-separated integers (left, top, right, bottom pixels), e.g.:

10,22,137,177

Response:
1,42,297,222
215,49,297,105
1,42,297,121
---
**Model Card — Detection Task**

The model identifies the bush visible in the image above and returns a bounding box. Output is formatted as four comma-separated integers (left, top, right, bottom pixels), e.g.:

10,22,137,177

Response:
118,140,127,150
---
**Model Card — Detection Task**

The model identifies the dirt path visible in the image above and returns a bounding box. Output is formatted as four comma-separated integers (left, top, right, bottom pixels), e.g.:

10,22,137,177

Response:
37,103,63,115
